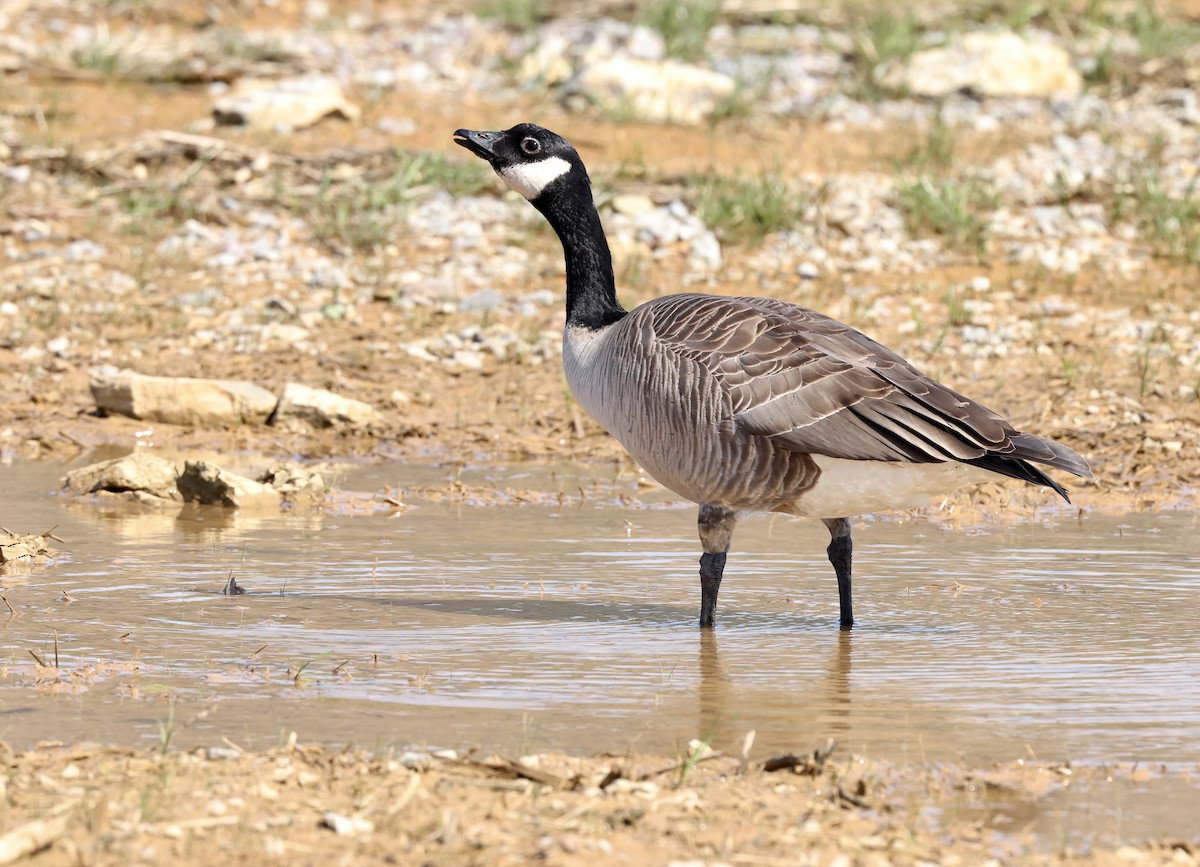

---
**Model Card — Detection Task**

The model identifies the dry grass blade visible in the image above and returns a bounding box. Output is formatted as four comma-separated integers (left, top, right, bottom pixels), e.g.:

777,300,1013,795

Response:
384,773,422,818
597,767,623,790
642,750,725,781
466,757,574,790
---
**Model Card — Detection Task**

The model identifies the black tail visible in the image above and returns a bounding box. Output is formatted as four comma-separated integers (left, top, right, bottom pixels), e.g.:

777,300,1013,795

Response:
964,433,1092,503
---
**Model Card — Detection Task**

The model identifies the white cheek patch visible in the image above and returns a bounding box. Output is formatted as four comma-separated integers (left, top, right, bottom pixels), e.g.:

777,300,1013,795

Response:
498,156,572,200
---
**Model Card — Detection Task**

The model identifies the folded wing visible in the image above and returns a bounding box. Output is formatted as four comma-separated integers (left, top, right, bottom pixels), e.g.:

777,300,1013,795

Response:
645,294,1091,500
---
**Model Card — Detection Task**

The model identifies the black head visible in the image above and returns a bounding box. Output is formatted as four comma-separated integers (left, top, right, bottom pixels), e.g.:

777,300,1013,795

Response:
453,123,587,201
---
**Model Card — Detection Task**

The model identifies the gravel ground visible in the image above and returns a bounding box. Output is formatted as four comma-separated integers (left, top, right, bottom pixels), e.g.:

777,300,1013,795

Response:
1,2,1197,514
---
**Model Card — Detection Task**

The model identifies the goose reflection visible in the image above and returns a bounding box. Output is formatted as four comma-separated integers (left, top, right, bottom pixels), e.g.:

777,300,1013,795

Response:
697,628,853,756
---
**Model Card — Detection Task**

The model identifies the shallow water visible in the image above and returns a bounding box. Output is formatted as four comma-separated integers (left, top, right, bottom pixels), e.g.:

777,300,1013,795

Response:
2,458,1199,842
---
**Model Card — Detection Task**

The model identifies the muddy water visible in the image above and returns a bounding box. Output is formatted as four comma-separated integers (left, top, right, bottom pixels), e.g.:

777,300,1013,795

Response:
3,460,1199,824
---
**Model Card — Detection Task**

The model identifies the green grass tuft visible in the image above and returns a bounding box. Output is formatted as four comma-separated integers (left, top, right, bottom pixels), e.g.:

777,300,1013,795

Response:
308,151,493,252
477,0,542,32
1127,0,1200,60
847,6,921,99
71,40,132,75
692,171,807,244
638,0,722,61
896,176,997,256
1114,172,1200,265
896,115,957,174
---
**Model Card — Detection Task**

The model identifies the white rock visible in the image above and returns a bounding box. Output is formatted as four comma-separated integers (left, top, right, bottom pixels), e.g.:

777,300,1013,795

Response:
46,336,71,356
458,289,503,312
881,32,1082,98
398,751,433,770
320,812,373,837
518,33,576,85
688,232,723,271
61,452,181,501
260,322,312,349
89,366,279,427
521,289,556,307
572,58,736,125
270,383,380,430
64,239,106,261
610,193,656,216
213,75,360,131
451,349,485,370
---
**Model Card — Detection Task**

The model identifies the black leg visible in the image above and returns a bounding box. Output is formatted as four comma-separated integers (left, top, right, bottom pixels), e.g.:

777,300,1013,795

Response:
697,505,737,628
822,517,854,629
699,551,726,627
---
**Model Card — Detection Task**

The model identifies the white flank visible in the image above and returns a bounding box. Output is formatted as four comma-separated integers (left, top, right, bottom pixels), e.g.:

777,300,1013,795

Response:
499,156,572,200
794,456,995,518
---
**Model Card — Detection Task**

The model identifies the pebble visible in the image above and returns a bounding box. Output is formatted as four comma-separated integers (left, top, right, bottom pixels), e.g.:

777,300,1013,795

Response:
319,812,374,837
64,239,106,261
46,336,70,356
397,750,435,770
521,289,555,308
205,747,242,761
458,288,504,313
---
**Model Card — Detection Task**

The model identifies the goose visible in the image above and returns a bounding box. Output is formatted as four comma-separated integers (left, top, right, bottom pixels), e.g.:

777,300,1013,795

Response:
453,122,1092,629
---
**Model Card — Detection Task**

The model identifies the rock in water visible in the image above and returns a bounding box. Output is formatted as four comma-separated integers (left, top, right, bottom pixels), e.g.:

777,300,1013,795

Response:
258,462,327,502
176,460,282,508
61,452,181,501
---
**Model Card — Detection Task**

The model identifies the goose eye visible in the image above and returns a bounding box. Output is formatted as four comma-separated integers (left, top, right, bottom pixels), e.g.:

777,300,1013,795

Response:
520,137,541,155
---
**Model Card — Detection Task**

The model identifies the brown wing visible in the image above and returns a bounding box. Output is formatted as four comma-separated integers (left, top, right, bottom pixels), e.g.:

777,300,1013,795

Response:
643,294,1091,480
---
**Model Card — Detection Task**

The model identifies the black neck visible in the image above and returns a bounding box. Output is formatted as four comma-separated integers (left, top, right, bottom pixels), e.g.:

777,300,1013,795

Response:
533,182,626,330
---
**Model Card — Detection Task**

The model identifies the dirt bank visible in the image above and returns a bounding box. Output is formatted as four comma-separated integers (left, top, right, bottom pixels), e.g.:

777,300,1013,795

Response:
2,739,1195,866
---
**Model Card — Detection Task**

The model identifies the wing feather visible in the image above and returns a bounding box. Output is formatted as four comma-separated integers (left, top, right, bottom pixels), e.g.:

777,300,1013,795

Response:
642,294,1091,487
